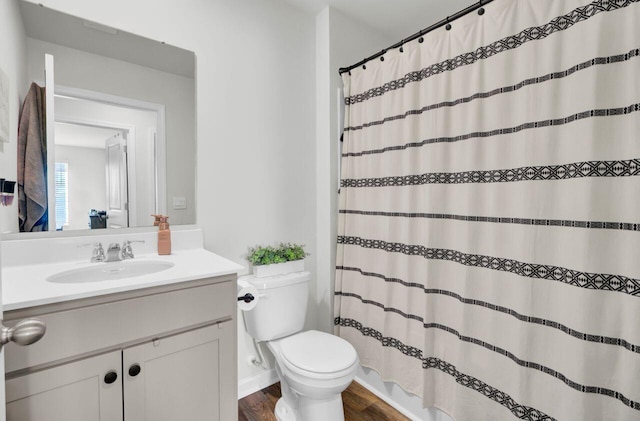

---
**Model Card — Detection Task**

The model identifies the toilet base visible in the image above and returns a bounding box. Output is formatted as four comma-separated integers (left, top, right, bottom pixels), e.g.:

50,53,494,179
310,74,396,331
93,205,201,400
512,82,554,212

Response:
275,398,297,421
274,395,345,421
298,394,345,421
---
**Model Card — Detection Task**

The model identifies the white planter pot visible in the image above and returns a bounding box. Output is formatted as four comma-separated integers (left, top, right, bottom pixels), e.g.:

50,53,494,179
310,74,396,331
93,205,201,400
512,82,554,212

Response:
254,259,304,278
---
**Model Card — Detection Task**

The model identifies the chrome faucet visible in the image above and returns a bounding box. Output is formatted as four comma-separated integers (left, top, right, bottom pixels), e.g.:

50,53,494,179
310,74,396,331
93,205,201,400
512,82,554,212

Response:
106,243,122,262
121,240,145,260
85,240,145,263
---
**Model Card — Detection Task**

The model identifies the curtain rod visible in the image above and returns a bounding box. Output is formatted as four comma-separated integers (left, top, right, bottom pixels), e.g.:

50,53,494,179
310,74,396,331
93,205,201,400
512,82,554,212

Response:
338,0,494,75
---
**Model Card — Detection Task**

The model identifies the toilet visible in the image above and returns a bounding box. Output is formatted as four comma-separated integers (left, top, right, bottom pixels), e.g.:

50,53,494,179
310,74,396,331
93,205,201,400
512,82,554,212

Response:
240,271,358,421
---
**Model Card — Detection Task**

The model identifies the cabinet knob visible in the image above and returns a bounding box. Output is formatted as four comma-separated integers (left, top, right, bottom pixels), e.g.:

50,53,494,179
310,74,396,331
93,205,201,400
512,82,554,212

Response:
129,364,141,377
0,318,46,349
104,371,118,384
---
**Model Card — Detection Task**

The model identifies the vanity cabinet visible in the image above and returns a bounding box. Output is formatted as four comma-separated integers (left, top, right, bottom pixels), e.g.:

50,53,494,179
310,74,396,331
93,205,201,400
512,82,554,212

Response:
3,276,237,421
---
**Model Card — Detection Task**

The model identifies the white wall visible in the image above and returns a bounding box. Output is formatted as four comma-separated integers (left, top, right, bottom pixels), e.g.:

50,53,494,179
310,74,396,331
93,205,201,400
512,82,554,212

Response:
22,0,317,403
0,0,27,235
54,145,107,231
25,36,195,226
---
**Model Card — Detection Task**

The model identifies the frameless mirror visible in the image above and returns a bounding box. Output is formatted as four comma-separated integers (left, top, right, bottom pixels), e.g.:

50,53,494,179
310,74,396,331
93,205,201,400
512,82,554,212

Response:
13,0,196,233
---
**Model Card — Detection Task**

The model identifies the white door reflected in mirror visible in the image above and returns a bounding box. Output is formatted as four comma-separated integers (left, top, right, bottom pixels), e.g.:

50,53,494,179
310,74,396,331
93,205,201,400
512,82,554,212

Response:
105,133,129,229
54,95,162,231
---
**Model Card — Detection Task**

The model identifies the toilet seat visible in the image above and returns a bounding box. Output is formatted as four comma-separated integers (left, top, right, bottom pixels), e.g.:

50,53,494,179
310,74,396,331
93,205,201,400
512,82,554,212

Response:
277,330,358,379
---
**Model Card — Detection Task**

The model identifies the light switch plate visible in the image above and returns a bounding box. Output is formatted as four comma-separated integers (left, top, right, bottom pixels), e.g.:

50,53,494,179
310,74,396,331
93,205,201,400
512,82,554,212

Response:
173,197,187,209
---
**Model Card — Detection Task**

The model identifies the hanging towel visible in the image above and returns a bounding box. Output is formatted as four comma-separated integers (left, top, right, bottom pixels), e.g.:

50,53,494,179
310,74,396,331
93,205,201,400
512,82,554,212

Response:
17,82,48,232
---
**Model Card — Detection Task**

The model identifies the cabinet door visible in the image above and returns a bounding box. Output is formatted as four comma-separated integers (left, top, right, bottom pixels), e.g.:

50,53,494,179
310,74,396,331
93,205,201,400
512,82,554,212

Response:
6,350,122,421
123,321,234,421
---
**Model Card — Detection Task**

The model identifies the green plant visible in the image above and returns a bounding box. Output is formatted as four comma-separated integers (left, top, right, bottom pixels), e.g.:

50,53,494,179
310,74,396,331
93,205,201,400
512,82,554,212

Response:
248,243,308,266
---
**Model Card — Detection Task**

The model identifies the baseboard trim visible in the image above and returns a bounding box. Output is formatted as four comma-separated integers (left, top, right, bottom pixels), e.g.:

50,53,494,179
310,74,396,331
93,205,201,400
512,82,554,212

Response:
354,375,422,421
238,369,279,399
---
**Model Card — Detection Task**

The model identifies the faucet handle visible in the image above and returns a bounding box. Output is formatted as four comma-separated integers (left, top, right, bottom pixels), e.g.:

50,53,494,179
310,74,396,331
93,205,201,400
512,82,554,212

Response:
78,242,105,262
77,242,102,248
123,240,145,247
121,240,145,260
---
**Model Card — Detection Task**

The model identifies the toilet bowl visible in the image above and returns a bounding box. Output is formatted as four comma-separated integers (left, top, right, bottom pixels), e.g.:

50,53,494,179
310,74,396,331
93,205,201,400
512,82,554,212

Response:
268,330,358,421
239,272,359,421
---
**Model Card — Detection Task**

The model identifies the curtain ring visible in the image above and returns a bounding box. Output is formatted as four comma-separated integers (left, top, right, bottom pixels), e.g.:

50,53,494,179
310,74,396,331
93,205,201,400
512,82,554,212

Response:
399,40,404,53
478,0,485,15
445,16,452,31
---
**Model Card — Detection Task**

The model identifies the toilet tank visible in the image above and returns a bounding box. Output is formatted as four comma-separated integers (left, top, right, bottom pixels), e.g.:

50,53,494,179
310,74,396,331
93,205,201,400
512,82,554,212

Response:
241,271,310,341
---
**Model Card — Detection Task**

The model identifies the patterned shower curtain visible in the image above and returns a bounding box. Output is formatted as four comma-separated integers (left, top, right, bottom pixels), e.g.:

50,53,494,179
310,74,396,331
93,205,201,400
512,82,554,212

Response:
334,1,640,420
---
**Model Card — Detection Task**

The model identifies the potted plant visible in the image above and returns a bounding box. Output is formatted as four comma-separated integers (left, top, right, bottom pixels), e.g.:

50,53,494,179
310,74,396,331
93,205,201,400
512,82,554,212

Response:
248,243,308,278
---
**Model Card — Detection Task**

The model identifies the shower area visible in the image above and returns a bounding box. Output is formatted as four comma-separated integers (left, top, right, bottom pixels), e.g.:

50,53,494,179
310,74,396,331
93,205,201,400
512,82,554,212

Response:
334,0,640,420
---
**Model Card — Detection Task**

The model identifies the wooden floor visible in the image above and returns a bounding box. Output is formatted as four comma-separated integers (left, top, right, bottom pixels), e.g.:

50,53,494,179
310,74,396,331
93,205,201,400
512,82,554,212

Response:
239,381,410,421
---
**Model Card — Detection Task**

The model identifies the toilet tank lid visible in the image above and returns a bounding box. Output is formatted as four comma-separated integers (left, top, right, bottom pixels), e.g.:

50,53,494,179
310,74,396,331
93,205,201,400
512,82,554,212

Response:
242,271,310,290
279,330,358,374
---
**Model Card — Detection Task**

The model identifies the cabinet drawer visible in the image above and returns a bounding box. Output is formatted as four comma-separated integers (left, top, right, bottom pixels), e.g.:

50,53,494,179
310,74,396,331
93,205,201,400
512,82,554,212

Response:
4,279,234,374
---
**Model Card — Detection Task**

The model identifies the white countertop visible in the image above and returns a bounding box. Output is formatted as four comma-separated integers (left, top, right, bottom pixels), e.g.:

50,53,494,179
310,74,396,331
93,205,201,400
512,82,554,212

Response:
2,248,244,312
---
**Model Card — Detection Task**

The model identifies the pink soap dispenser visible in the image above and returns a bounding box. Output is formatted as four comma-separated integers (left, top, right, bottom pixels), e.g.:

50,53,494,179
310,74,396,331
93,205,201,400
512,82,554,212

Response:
157,216,171,255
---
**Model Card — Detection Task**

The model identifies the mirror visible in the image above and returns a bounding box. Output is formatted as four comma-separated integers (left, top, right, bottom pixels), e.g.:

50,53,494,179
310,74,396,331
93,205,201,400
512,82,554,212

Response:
13,0,196,233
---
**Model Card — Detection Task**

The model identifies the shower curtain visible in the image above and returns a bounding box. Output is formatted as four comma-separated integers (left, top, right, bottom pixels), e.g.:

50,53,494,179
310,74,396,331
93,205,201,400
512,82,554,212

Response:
334,1,640,420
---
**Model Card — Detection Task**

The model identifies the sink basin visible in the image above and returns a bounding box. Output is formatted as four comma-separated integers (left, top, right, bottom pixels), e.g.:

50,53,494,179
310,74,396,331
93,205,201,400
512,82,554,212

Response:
47,261,175,284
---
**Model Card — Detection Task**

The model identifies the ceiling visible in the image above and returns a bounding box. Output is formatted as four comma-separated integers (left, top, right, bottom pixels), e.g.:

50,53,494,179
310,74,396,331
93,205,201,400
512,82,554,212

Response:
282,0,479,40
